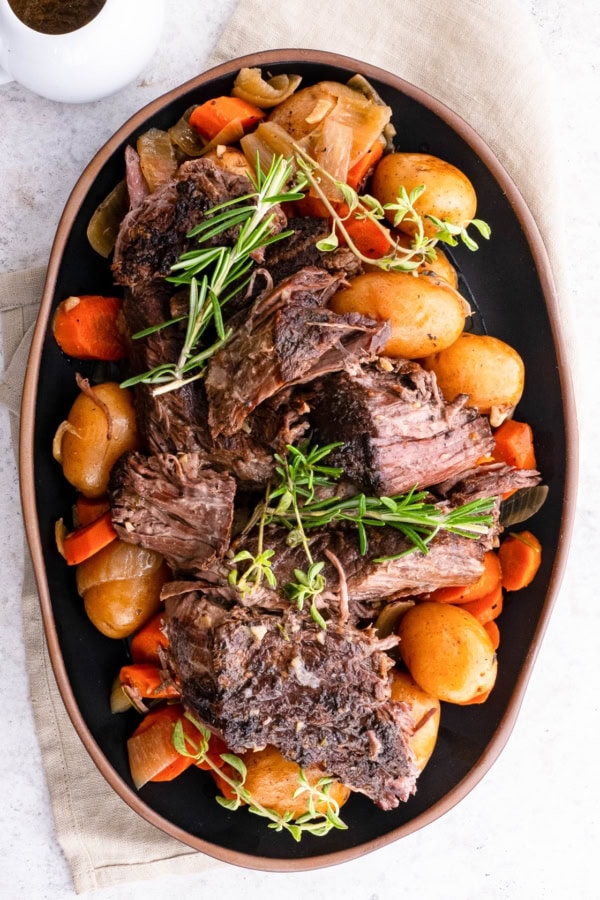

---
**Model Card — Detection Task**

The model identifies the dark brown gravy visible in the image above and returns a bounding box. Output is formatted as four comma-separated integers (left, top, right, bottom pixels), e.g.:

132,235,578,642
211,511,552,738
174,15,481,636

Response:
8,0,107,35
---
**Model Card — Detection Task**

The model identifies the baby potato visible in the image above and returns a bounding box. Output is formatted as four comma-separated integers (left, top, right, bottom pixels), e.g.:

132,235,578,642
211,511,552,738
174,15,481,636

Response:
397,601,497,704
330,270,469,358
389,670,441,772
54,381,139,498
231,745,351,818
372,152,477,238
423,332,525,420
418,248,458,288
76,539,169,638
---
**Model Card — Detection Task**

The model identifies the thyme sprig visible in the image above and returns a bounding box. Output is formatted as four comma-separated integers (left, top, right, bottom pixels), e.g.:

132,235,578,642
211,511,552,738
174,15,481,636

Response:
121,155,306,395
294,149,491,272
173,712,347,841
264,442,495,558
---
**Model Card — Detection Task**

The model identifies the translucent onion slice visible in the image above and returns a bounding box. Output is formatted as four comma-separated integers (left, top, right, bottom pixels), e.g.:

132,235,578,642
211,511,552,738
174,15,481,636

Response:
168,106,207,157
308,117,353,199
137,128,178,193
240,121,308,175
86,179,129,258
268,80,392,168
233,67,302,108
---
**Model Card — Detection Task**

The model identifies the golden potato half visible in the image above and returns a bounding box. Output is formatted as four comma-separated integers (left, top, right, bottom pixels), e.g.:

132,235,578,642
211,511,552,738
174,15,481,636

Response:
224,745,351,819
390,670,441,772
372,152,477,238
397,601,497,704
423,332,525,420
330,270,469,358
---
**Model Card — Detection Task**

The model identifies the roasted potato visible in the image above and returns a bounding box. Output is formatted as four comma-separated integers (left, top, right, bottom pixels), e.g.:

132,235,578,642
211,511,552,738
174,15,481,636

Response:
219,745,351,818
423,332,525,421
53,381,139,498
330,270,469,358
372,152,477,238
397,601,497,704
76,539,169,638
390,670,441,771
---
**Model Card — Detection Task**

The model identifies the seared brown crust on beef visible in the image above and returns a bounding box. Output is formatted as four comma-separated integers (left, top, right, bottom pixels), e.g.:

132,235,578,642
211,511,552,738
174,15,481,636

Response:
264,216,364,283
309,359,495,495
109,451,236,575
165,590,418,809
205,266,390,438
112,159,264,289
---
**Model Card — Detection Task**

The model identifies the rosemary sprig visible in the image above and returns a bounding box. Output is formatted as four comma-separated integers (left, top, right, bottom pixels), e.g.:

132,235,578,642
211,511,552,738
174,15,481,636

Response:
122,155,306,394
173,712,347,841
263,442,495,560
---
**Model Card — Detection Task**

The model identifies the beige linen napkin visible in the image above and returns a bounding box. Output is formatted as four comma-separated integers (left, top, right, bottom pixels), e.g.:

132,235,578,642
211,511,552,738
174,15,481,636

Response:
0,0,570,892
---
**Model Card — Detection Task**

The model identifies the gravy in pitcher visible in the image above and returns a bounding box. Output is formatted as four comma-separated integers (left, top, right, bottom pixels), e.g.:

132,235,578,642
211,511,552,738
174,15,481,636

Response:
8,0,107,35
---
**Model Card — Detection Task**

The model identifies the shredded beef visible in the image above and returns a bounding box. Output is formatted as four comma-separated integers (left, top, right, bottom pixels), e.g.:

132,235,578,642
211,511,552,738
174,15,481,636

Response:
308,358,495,495
205,266,390,437
109,451,236,575
165,590,418,809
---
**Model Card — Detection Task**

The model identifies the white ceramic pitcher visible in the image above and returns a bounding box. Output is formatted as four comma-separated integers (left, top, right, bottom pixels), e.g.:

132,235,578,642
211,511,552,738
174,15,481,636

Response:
0,0,165,102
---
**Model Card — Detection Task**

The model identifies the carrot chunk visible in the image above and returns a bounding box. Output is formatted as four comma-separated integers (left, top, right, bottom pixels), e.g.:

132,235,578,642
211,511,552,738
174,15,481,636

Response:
52,295,127,361
460,582,504,625
429,551,502,605
341,211,394,259
130,612,170,665
119,664,180,701
498,530,542,591
189,96,265,141
484,619,501,650
346,139,384,190
492,419,537,470
62,511,116,566
127,705,226,789
127,705,193,788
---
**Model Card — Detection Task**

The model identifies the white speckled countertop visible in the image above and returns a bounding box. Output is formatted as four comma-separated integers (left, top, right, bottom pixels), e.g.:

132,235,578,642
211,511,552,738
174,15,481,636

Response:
1,1,599,898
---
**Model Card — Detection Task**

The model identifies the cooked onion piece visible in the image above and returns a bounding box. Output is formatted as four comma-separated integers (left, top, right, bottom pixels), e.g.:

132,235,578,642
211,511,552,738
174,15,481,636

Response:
268,80,391,170
233,67,302,108
137,128,178,193
86,179,129,258
168,106,206,157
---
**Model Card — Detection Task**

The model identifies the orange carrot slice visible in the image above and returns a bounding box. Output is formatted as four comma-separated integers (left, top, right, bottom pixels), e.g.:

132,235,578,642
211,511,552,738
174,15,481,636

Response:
429,551,502,605
493,419,537,470
189,96,265,141
52,295,127,361
498,530,542,591
62,511,117,566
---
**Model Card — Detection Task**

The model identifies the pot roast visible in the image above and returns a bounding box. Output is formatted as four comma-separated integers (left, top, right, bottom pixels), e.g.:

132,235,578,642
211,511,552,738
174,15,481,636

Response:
109,154,541,812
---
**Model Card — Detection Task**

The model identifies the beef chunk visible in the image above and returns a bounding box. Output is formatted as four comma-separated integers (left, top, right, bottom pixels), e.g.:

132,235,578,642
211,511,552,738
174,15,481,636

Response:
264,216,364,283
434,460,541,502
109,451,236,575
205,266,390,437
165,591,418,809
200,521,488,621
309,359,495,495
112,158,284,289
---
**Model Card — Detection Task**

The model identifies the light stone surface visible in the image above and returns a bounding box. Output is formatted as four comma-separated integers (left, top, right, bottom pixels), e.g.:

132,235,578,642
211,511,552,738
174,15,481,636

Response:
1,1,599,898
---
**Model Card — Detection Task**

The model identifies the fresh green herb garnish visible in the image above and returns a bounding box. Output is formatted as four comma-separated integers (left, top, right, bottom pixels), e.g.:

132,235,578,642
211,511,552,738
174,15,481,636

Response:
173,713,347,841
228,442,495,622
121,154,306,395
294,148,491,271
